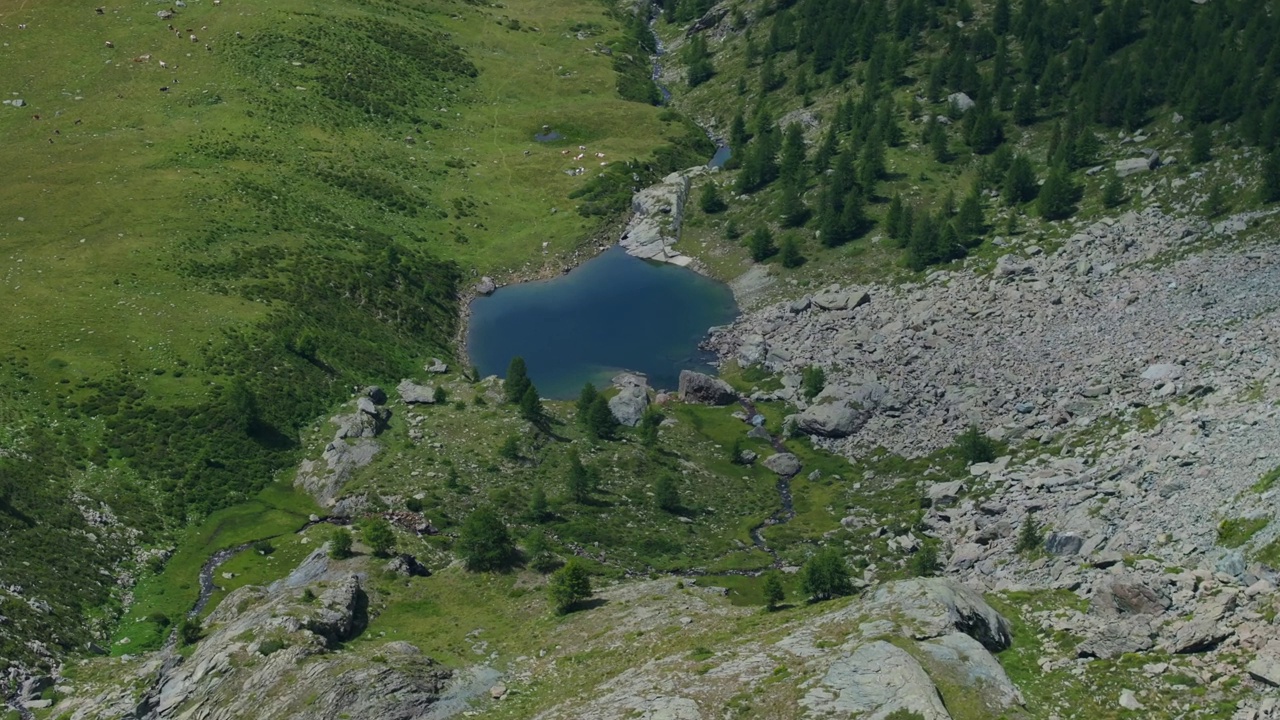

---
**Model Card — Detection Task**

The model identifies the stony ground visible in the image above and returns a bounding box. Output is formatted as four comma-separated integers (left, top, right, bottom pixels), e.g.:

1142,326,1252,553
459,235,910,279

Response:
708,204,1280,718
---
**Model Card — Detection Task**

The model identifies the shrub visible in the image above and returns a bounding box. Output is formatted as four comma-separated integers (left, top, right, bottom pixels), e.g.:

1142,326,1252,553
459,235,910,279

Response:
252,539,275,555
956,425,996,464
1016,514,1044,554
800,548,854,601
548,559,593,614
361,517,396,557
457,507,515,571
329,528,354,559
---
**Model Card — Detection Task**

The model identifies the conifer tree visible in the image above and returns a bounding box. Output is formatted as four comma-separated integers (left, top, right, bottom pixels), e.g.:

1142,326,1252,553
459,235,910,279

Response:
1101,173,1126,208
566,450,593,503
1002,154,1038,205
586,395,618,440
576,383,598,426
505,356,531,404
548,559,592,615
1038,164,1080,221
1190,124,1212,164
1262,147,1280,204
699,181,727,214
519,385,544,423
654,475,680,513
780,234,805,268
746,227,777,262
763,571,785,610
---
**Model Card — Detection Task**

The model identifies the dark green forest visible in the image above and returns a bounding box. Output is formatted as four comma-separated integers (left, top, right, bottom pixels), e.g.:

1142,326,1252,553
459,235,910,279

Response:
664,0,1280,268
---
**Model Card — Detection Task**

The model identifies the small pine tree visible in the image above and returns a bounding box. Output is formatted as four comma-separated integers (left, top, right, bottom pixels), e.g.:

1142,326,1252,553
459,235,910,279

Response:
956,424,996,464
505,357,531,404
527,486,549,522
780,234,805,268
886,193,906,241
566,450,592,503
801,365,826,400
909,540,941,577
746,227,777,262
638,408,663,447
178,618,202,646
458,507,515,571
1101,173,1126,208
1203,184,1228,218
1262,147,1280,204
361,517,396,558
1190,124,1212,164
519,385,544,423
1002,154,1038,205
586,394,618,440
1016,513,1044,554
929,120,950,163
329,528,353,559
525,530,560,573
763,571,785,610
433,385,448,404
955,190,985,242
548,559,593,614
576,383,598,426
499,434,520,461
654,475,681,513
699,181,727,214
1038,164,1079,221
800,548,854,602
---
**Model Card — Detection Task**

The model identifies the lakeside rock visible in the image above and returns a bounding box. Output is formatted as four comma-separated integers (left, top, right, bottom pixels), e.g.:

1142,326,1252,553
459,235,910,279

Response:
608,372,651,427
677,370,736,405
619,167,707,268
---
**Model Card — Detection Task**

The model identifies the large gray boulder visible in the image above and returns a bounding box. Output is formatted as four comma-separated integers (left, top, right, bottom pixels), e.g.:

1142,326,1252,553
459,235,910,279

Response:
677,370,737,405
1077,618,1156,659
295,439,380,505
763,453,802,477
397,379,436,404
803,640,951,720
812,287,870,311
919,633,1025,712
1115,155,1159,177
1248,640,1280,686
474,276,496,295
794,400,869,438
1095,576,1168,616
608,375,650,427
870,578,1013,651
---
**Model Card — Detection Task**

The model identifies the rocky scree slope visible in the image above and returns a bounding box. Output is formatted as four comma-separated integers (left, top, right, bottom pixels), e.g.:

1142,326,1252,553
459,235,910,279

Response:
709,206,1280,711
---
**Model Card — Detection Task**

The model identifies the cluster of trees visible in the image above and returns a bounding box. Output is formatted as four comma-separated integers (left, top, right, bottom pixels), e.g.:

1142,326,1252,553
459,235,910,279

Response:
682,0,1280,273
504,357,545,424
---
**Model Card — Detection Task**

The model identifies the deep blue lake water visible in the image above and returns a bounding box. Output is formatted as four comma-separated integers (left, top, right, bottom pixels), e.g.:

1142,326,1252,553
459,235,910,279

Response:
467,246,738,399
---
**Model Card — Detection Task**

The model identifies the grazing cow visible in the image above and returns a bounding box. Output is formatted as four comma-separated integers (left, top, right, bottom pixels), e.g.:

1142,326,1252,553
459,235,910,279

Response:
158,60,167,68
189,34,197,42
105,40,114,48
95,7,105,15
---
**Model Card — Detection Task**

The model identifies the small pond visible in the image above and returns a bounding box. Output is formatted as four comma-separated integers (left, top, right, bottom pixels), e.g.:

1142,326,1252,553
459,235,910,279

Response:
708,145,732,168
468,246,738,399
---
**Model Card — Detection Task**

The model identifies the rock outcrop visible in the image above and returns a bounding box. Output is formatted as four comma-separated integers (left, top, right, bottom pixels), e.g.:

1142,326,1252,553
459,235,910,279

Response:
54,558,452,720
295,438,380,505
619,167,706,267
608,373,650,427
677,370,737,405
